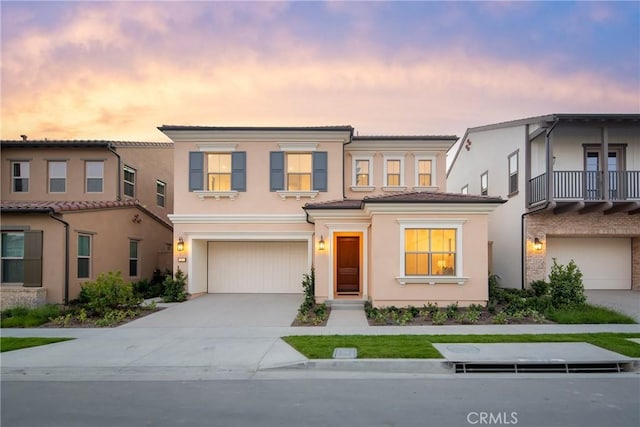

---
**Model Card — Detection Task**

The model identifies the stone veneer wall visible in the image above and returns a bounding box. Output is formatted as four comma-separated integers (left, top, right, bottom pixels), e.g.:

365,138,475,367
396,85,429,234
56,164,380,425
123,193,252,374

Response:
0,286,47,310
525,212,640,289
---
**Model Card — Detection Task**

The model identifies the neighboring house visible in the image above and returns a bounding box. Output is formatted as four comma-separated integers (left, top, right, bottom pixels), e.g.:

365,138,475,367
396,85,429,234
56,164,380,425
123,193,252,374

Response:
447,114,640,291
1,140,174,308
160,125,504,307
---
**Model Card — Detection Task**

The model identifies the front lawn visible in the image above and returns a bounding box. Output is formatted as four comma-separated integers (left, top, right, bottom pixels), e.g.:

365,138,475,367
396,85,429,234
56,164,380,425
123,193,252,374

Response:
546,304,636,324
282,333,640,359
0,305,61,328
0,337,73,352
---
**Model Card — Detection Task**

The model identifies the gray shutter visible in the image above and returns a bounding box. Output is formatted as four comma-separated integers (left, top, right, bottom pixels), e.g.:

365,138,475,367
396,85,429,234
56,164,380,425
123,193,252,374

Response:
270,151,285,191
231,152,246,192
23,230,43,287
189,152,204,191
313,151,328,192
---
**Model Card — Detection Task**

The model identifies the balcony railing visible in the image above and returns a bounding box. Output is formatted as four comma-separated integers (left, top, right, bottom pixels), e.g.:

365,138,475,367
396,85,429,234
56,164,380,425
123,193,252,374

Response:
529,170,640,204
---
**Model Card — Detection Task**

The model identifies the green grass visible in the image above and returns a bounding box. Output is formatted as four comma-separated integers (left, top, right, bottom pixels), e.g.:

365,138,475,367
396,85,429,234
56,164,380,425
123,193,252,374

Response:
282,333,640,359
0,305,61,328
546,304,636,324
0,337,73,352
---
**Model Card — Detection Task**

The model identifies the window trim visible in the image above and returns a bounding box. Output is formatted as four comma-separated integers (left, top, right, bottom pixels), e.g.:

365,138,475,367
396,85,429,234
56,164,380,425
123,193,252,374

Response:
414,155,437,190
48,160,67,193
396,219,467,284
207,153,233,192
351,154,375,191
480,171,489,196
124,165,136,198
11,161,30,193
285,152,313,192
85,161,104,193
77,234,91,279
508,150,519,196
156,180,166,207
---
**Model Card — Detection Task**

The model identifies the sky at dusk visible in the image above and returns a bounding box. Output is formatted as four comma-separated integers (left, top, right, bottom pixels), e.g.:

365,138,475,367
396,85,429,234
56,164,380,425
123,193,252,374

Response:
2,1,639,144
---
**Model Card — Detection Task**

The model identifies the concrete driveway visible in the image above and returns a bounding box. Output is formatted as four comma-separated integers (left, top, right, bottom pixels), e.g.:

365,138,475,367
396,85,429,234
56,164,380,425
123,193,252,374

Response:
121,294,303,328
585,290,640,322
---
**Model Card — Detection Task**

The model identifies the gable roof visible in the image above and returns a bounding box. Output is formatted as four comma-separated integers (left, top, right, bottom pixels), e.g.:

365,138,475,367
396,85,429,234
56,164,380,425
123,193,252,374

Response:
304,191,504,210
447,113,640,178
1,200,173,229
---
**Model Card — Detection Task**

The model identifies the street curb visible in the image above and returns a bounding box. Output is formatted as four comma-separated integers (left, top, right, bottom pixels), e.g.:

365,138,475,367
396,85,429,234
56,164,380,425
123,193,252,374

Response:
274,358,454,374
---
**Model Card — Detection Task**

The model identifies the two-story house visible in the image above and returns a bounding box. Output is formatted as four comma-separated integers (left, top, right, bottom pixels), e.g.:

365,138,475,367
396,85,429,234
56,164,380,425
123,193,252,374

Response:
1,139,174,308
161,125,504,307
447,114,640,291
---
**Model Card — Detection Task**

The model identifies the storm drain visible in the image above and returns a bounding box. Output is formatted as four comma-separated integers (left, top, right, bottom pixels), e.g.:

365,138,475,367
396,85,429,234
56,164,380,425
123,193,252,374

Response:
452,361,631,374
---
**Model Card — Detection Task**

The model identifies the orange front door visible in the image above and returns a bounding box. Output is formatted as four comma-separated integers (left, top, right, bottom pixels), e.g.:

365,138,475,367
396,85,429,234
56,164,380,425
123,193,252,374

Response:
336,236,360,294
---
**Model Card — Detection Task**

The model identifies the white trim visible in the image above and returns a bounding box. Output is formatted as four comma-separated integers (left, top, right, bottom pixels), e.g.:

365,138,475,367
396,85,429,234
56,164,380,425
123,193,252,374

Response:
364,203,503,215
351,154,374,188
398,219,465,279
168,214,308,224
324,223,371,301
412,186,438,193
193,191,238,201
414,154,437,188
276,190,318,200
382,186,407,192
350,186,375,192
279,142,318,152
395,277,468,285
383,153,405,187
197,143,237,152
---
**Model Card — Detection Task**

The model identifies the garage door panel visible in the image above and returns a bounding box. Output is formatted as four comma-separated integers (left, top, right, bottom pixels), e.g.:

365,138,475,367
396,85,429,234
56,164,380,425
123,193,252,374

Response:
208,241,307,293
546,237,631,290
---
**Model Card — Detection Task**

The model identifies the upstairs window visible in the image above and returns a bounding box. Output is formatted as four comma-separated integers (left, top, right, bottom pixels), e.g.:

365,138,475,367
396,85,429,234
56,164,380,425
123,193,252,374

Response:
124,166,136,197
286,153,312,191
355,159,370,186
461,185,468,195
508,151,518,195
86,161,104,193
12,161,29,192
417,159,433,187
49,161,67,193
207,153,232,191
156,180,166,207
480,171,488,196
386,160,401,186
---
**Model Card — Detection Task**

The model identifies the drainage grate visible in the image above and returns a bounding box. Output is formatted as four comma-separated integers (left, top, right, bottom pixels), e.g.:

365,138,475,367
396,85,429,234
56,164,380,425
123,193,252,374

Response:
453,362,631,374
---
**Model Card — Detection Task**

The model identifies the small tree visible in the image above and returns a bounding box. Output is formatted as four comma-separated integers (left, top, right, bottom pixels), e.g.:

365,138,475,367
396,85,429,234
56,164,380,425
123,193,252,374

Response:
162,268,187,302
300,268,315,313
548,259,585,308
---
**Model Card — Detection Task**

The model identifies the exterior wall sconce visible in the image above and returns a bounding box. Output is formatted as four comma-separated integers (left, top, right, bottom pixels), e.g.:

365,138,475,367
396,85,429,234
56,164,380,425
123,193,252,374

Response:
318,235,325,251
534,238,543,251
177,237,185,252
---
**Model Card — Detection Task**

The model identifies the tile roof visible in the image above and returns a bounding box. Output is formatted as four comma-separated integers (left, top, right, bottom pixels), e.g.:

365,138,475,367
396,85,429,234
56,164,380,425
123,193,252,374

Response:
158,125,354,132
0,140,172,148
1,200,172,228
353,135,458,141
304,191,505,209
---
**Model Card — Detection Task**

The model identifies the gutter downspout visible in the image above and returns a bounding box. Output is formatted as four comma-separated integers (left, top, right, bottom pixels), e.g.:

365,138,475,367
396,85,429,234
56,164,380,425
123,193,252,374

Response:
107,143,122,201
48,211,70,304
520,118,559,289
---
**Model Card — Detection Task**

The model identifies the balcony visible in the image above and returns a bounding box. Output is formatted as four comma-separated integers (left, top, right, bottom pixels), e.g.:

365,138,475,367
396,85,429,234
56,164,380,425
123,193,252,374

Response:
529,170,640,214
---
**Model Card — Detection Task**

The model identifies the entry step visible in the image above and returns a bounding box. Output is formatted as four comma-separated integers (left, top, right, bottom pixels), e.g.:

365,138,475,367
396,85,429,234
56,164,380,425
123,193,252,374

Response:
326,300,367,310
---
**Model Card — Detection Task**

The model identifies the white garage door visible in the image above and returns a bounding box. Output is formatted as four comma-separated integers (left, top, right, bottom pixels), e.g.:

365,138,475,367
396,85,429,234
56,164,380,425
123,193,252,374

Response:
546,237,631,290
208,241,307,293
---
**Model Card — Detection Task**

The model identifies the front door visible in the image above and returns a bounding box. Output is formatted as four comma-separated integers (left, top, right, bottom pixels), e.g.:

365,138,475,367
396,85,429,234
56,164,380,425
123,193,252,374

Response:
336,236,360,294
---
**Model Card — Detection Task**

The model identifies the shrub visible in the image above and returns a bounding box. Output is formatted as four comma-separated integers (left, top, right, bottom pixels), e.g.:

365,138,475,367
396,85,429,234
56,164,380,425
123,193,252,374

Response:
492,311,509,324
162,268,187,303
548,259,585,308
530,279,550,297
445,302,459,318
525,295,553,312
79,272,142,316
431,310,448,325
300,268,315,314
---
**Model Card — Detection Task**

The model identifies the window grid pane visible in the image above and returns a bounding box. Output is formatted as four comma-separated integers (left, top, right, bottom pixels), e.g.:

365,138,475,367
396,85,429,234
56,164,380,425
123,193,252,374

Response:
12,162,29,192
355,160,369,186
86,161,104,193
129,241,138,277
404,228,456,276
77,235,91,279
124,167,135,197
156,181,166,207
287,153,312,191
207,154,232,191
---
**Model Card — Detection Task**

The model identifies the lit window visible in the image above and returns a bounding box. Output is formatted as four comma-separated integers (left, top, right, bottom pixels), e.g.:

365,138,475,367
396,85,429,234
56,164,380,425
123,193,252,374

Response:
286,153,312,191
355,159,370,186
404,228,456,276
207,153,232,191
386,160,401,186
417,159,432,187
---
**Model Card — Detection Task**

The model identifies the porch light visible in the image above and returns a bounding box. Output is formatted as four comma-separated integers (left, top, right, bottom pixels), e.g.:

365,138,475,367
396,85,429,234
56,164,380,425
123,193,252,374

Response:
318,235,325,251
177,237,185,252
533,238,543,251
